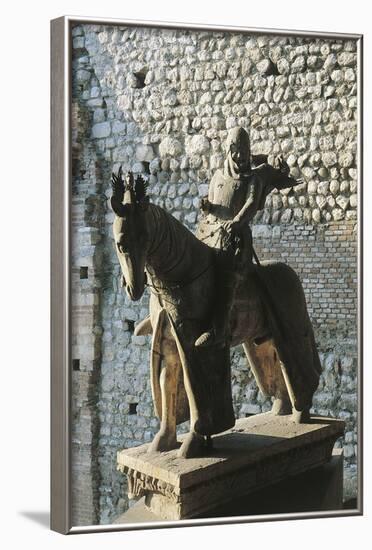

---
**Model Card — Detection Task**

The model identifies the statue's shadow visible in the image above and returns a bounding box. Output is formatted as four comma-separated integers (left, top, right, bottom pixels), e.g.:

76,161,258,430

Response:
204,431,283,460
202,416,327,459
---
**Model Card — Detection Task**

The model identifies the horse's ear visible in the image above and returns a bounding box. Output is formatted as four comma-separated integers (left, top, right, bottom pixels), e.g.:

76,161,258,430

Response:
110,196,127,217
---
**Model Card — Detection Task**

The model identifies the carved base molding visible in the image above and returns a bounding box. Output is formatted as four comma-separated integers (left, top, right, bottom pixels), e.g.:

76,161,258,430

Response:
117,413,345,520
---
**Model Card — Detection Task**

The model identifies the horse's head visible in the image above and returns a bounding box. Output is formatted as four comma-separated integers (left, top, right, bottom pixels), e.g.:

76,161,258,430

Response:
110,167,150,301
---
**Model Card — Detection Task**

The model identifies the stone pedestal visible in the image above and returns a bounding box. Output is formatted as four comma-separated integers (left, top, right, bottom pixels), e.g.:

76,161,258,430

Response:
116,414,344,521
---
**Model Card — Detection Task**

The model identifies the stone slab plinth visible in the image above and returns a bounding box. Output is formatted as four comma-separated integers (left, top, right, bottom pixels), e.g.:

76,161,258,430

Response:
117,413,344,520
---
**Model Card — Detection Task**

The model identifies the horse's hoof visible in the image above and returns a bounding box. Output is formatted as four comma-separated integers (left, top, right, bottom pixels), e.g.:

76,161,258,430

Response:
291,408,311,424
147,431,178,453
177,432,205,458
271,398,292,416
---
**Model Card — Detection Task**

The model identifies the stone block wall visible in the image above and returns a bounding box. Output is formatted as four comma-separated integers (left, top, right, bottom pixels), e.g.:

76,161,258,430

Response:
70,23,359,525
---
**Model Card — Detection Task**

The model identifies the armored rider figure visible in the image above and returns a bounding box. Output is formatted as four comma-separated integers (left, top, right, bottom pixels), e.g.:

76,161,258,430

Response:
195,126,302,348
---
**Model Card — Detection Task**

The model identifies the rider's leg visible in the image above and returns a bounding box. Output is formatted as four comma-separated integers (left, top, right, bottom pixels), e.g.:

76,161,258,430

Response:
195,231,253,348
195,264,236,348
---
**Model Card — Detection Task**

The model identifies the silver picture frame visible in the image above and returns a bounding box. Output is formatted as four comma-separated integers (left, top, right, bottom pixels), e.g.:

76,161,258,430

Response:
51,15,363,534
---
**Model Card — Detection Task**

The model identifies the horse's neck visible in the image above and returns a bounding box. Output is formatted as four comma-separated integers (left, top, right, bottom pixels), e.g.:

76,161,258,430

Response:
145,203,209,284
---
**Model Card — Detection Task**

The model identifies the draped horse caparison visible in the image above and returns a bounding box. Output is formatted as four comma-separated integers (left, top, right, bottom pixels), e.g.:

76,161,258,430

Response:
111,168,321,458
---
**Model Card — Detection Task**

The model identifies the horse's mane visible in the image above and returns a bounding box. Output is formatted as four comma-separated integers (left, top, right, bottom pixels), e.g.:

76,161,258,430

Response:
147,201,212,265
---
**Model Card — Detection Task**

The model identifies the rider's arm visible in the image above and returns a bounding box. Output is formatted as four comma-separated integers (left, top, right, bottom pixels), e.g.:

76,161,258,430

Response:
257,158,302,191
272,167,302,190
251,154,268,167
232,182,256,225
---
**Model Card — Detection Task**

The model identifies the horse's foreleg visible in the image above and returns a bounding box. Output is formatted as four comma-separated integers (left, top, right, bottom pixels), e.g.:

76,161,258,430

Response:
177,402,205,459
271,396,292,416
175,346,205,459
162,317,206,459
147,338,179,453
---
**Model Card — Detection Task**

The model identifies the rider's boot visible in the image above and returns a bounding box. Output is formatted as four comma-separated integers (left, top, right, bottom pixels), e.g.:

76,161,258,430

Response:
195,325,227,348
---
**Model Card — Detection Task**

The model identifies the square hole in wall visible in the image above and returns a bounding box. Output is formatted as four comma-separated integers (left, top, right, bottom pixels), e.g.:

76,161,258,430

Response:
133,70,147,88
126,320,135,333
80,266,88,279
72,359,80,371
129,403,138,415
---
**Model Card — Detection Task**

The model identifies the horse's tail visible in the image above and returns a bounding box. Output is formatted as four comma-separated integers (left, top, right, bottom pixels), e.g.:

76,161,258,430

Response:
254,262,321,409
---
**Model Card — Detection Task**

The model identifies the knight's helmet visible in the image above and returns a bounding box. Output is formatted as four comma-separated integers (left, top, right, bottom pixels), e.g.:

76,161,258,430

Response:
224,127,251,176
225,126,250,153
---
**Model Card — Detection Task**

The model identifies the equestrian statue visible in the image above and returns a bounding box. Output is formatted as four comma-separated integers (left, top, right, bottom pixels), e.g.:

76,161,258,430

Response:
110,127,322,459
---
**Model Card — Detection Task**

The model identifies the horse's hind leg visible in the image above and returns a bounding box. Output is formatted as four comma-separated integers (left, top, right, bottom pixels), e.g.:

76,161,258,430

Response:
248,339,311,422
277,360,311,423
270,350,292,416
243,340,291,416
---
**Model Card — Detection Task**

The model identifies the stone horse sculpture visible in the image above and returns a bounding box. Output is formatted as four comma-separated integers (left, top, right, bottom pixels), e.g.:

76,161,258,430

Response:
111,167,321,458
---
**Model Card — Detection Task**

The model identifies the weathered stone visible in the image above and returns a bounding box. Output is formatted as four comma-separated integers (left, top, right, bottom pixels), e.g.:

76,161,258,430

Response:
252,225,272,239
186,135,210,155
338,52,356,67
336,195,349,210
344,444,355,458
316,196,327,210
177,183,189,196
132,162,146,173
92,122,111,138
344,68,355,82
73,36,85,49
329,180,340,195
76,69,91,83
292,56,306,72
256,59,276,75
112,121,126,135
331,69,343,83
307,181,318,195
332,208,344,221
317,181,329,195
117,94,132,110
323,53,337,71
318,167,329,178
350,194,358,208
286,153,297,167
135,144,155,162
184,212,197,224
159,137,182,157
339,151,354,168
312,208,321,223
322,152,337,167
280,208,293,223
